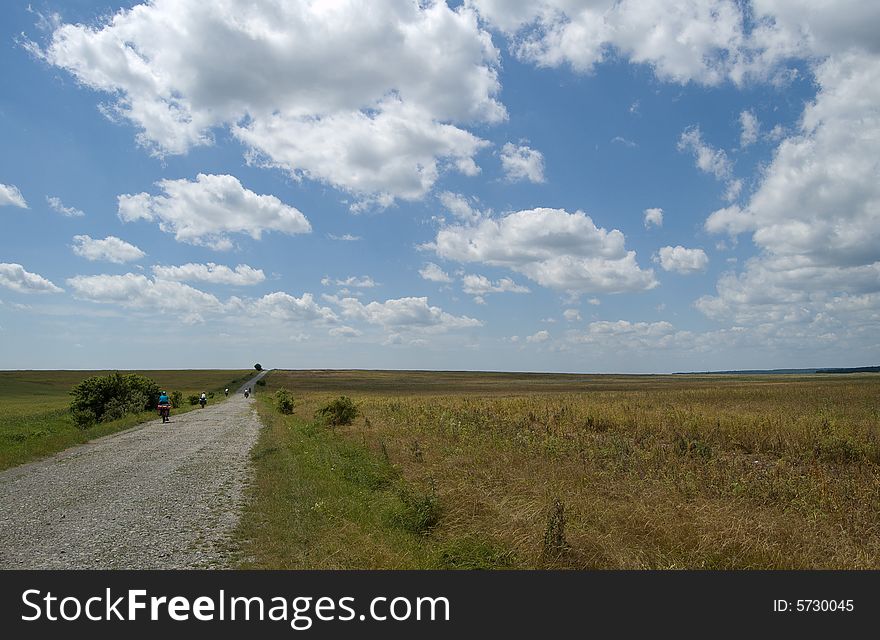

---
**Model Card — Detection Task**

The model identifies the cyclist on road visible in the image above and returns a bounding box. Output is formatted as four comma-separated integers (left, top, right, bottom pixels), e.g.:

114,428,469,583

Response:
158,390,171,423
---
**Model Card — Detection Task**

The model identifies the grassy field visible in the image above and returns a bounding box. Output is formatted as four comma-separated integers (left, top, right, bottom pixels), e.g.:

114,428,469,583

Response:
237,370,880,569
0,370,253,470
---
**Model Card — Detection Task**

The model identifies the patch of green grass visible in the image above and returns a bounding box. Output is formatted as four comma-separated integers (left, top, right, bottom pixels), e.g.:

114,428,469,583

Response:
0,370,252,470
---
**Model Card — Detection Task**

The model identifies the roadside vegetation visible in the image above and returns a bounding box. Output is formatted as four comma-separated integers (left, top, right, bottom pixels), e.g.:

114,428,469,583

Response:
238,370,880,569
0,370,252,470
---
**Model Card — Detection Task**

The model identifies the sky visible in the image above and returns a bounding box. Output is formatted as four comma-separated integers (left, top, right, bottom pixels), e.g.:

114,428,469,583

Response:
0,0,878,373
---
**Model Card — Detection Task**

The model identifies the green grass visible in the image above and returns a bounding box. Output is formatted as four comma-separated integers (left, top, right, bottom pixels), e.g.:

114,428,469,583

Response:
237,370,880,569
0,370,253,470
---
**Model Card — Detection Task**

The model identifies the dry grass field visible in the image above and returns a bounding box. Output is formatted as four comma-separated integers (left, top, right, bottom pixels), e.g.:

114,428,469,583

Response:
238,370,880,569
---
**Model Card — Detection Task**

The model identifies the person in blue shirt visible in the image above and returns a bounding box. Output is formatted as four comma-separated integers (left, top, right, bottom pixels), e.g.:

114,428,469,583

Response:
158,390,171,423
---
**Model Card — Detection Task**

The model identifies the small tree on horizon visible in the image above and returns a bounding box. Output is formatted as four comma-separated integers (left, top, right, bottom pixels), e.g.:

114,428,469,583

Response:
254,363,263,371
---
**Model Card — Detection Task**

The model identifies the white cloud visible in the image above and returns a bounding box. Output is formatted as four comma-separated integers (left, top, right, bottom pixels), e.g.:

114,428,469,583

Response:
439,191,485,223
739,110,759,147
47,196,84,217
118,173,310,250
253,292,338,325
328,295,482,332
471,0,751,84
151,263,265,286
563,308,581,322
500,142,545,183
38,0,505,205
327,233,361,242
656,246,709,274
419,262,453,283
643,207,663,228
72,235,145,264
461,273,529,298
526,330,549,343
0,263,63,293
678,125,743,202
0,183,28,208
588,297,601,306
611,136,638,148
66,273,222,323
426,207,657,294
321,275,378,289
329,325,362,338
699,50,880,331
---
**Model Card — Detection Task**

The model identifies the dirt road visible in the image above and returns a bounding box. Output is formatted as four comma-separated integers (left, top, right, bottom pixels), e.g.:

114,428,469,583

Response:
0,372,266,569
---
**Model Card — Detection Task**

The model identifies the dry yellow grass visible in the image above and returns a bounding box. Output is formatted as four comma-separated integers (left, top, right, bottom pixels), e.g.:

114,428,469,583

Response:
244,371,880,569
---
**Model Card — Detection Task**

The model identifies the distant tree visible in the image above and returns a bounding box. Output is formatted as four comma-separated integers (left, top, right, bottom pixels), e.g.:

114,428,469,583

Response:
254,363,263,371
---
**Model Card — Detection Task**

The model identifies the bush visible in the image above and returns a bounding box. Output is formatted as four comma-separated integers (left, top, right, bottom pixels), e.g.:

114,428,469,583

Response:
315,396,359,426
188,394,200,406
170,391,183,409
68,372,160,429
275,388,295,415
388,487,441,535
256,379,267,387
254,363,263,371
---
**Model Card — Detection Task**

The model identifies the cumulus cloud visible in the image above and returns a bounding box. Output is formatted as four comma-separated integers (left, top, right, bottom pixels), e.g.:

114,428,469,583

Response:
461,274,529,299
47,196,84,217
321,275,378,289
118,173,310,250
678,125,742,201
72,235,145,264
526,330,549,343
329,325,362,338
643,207,663,228
419,262,453,283
656,246,709,274
699,50,880,332
36,0,505,205
0,183,28,208
499,142,545,183
739,110,759,147
438,191,485,223
151,263,265,286
67,273,222,323
0,263,63,293
254,292,338,324
426,207,657,294
327,295,482,332
327,233,361,242
470,0,751,84
563,308,581,322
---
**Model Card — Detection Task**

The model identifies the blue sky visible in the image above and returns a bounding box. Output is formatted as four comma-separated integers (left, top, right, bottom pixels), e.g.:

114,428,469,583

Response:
1,1,878,372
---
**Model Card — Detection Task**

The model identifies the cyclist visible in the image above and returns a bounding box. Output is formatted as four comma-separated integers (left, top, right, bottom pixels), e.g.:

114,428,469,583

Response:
158,390,171,423
199,392,207,408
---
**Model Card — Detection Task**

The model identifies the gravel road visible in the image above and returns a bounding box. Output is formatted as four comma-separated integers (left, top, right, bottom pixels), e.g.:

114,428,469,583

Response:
0,372,266,569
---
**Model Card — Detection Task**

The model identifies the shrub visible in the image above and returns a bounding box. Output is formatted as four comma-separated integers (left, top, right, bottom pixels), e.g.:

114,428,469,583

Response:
68,372,159,428
275,388,295,415
254,363,263,371
256,379,267,387
315,396,359,426
388,487,441,535
188,394,200,406
170,391,183,408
